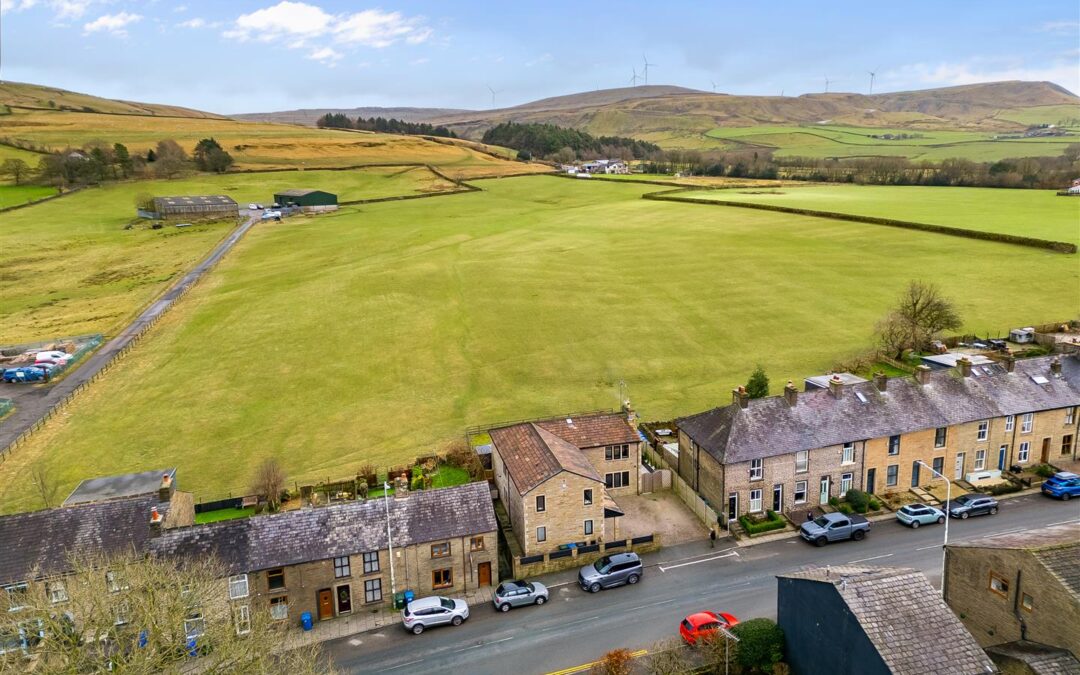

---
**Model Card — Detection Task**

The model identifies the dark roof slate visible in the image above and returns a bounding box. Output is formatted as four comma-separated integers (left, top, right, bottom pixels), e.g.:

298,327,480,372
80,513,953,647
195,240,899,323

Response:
64,468,175,506
150,482,496,575
985,641,1080,675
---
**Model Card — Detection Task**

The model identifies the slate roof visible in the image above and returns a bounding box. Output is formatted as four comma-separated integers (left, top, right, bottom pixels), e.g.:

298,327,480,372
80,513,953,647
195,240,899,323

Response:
151,482,496,575
153,195,237,207
950,522,1080,599
679,355,1080,464
0,494,167,586
985,641,1080,675
489,423,602,495
778,566,996,675
64,468,175,506
805,372,867,389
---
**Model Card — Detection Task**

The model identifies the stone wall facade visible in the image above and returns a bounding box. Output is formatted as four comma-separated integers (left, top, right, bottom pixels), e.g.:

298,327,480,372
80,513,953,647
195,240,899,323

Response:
581,440,641,496
517,471,606,556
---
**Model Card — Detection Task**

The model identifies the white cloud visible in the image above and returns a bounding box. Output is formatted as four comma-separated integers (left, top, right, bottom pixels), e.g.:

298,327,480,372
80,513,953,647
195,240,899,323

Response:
173,4,188,12
223,1,332,43
52,0,90,19
410,57,429,65
526,52,553,67
178,17,205,29
83,10,141,36
1038,20,1080,34
223,2,432,53
890,60,1080,94
307,46,342,65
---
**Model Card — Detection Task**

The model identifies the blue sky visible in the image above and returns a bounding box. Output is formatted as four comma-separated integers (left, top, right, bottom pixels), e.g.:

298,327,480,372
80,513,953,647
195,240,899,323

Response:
1,1,1077,114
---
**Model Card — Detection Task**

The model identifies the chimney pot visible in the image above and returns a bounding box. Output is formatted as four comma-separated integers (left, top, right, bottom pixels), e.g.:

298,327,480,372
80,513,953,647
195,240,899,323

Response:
158,473,174,503
149,507,163,537
783,380,798,407
873,371,888,392
957,356,973,377
732,387,749,409
1004,354,1016,372
1050,358,1062,376
828,374,843,399
915,365,932,385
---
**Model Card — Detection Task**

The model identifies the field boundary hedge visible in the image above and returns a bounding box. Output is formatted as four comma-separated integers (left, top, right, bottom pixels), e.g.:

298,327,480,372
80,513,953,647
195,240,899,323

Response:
0,185,81,214
643,189,1077,254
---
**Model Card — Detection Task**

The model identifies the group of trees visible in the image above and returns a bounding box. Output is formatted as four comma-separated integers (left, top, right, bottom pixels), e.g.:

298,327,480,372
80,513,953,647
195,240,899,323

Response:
875,280,962,358
481,122,660,161
315,113,457,138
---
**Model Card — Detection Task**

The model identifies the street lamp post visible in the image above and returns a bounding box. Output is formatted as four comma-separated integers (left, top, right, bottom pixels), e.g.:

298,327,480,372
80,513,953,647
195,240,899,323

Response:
384,482,397,597
916,460,950,596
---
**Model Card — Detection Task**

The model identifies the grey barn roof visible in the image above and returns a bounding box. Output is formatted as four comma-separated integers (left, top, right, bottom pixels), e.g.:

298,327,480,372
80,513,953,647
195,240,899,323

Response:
64,468,175,506
151,482,496,575
778,566,996,675
678,355,1080,464
153,195,237,207
0,494,167,586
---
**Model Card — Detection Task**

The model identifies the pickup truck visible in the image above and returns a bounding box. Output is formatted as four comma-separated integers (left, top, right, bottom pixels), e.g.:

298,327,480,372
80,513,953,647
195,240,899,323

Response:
800,512,870,547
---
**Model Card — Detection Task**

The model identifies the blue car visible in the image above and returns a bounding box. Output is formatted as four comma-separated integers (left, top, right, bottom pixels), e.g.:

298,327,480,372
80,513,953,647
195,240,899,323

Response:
1042,472,1080,501
2,366,47,383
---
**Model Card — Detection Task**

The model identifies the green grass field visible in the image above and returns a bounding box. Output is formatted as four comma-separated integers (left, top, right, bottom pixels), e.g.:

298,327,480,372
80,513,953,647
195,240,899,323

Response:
674,185,1080,245
0,167,460,344
0,184,56,209
1,176,1076,511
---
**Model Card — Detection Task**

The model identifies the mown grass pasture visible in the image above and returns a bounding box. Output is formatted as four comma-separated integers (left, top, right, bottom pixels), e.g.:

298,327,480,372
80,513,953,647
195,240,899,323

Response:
0,176,1076,511
0,184,56,209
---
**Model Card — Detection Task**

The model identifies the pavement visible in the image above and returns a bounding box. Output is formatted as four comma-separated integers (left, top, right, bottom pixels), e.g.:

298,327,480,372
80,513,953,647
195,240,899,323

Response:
0,214,258,452
322,493,1079,675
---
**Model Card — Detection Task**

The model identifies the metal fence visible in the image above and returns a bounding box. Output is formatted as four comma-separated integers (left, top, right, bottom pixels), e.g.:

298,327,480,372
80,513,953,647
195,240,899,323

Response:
0,399,12,419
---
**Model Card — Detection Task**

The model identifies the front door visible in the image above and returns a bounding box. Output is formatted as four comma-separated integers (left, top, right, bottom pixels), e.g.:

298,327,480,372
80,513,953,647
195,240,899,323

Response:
954,453,965,480
335,585,352,615
866,468,876,494
911,461,921,487
478,562,492,586
819,476,830,505
317,589,334,620
772,484,783,512
1041,438,1051,463
998,446,1007,471
727,492,738,521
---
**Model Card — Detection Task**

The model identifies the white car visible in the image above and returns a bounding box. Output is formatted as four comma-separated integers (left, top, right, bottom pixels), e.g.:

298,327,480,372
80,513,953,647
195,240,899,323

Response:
34,350,72,364
247,203,259,210
261,210,282,221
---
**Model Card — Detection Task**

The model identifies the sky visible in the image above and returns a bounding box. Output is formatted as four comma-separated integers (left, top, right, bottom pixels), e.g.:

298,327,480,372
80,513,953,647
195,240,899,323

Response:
0,0,1077,114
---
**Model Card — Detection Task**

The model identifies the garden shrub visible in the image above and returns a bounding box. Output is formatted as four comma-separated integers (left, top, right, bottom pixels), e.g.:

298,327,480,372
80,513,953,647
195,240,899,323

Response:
868,498,881,511
982,482,1022,496
1032,464,1057,478
410,474,424,491
837,503,853,515
828,496,839,508
731,618,785,673
739,511,786,535
845,489,870,513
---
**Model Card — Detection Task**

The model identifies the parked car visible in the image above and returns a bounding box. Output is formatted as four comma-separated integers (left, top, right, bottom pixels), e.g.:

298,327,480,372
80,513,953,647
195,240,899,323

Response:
896,503,946,528
34,350,71,364
679,611,739,646
255,203,264,210
947,494,998,519
493,580,548,612
1041,472,1080,501
261,210,282,221
247,203,259,210
800,513,870,546
401,596,469,635
3,367,47,383
578,552,643,593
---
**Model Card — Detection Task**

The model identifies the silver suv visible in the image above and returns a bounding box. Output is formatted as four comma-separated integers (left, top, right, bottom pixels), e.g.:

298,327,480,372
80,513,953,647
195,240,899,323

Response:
578,552,643,593
401,596,469,634
493,580,549,612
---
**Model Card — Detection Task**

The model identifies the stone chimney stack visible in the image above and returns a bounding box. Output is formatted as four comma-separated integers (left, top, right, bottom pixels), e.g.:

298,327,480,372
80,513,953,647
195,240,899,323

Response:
158,473,174,503
1004,354,1016,373
1050,358,1062,377
873,371,888,392
957,356,973,377
622,399,637,427
149,507,163,537
828,374,843,399
732,386,749,410
915,365,932,386
783,380,798,407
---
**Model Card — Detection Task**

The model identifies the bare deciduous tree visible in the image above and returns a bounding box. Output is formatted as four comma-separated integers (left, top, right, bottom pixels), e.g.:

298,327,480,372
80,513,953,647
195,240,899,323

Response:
647,638,694,675
251,458,286,511
0,551,328,673
875,280,962,357
29,462,60,509
0,158,30,185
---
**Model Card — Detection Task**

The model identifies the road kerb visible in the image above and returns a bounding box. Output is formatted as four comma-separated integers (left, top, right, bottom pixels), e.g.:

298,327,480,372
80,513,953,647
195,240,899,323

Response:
545,649,648,675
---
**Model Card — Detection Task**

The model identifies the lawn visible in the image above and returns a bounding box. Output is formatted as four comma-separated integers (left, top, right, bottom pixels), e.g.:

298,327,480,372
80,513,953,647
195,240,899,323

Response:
194,506,255,524
0,176,1076,511
673,184,1080,245
0,184,56,209
0,167,463,344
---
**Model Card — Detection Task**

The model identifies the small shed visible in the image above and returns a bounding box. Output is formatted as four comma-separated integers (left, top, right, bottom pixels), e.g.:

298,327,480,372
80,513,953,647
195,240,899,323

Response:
273,189,338,210
150,195,238,220
1010,327,1035,343
64,468,177,506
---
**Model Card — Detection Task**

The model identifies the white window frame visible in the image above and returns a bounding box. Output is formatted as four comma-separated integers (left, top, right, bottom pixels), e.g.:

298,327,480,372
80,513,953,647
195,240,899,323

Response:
1067,407,1076,425
228,574,249,600
48,581,68,605
977,420,989,441
184,614,205,640
1018,442,1030,463
4,584,28,612
114,600,130,626
234,604,251,636
1005,415,1015,432
975,449,986,471
105,571,126,594
1021,413,1033,434
584,519,593,535
333,556,351,579
841,473,853,494
793,481,808,504
795,450,809,473
749,459,763,481
748,489,763,513
841,444,854,465
270,597,288,621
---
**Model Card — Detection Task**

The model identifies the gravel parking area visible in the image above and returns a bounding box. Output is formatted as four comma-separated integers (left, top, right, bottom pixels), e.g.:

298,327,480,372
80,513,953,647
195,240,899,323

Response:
615,492,709,546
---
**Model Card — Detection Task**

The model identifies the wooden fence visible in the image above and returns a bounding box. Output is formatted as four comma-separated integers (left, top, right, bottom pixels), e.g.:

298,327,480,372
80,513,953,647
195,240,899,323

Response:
643,444,720,531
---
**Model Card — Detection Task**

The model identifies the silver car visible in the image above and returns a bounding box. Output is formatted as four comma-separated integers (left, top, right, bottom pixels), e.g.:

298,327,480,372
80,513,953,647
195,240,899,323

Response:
493,580,549,612
401,596,469,635
578,552,643,593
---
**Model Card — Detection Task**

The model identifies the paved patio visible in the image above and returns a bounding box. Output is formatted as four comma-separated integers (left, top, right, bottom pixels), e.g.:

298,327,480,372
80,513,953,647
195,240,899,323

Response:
615,491,709,546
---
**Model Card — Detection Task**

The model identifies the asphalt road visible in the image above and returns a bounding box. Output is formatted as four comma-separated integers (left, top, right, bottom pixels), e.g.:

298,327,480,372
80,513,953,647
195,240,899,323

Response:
325,494,1079,675
0,214,258,452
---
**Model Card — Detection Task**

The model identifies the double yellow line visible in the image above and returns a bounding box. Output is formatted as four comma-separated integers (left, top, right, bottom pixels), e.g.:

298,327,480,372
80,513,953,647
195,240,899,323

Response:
545,649,649,675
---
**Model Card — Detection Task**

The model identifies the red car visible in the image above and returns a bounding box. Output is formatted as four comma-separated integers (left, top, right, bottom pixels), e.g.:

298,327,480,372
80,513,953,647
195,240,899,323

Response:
679,611,739,645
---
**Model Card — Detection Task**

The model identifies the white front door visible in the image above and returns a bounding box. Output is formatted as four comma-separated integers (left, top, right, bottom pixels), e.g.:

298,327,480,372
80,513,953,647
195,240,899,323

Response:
819,476,830,505
954,453,965,480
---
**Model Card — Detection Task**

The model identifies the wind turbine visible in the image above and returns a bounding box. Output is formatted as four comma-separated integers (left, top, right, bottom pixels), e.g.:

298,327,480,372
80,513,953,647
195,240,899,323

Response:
710,79,717,93
867,66,879,95
486,85,501,109
642,53,656,85
824,76,831,93
630,67,640,87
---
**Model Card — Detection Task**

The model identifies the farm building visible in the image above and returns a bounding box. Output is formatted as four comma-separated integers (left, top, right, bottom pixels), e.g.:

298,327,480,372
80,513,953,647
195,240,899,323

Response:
148,195,238,220
273,189,338,211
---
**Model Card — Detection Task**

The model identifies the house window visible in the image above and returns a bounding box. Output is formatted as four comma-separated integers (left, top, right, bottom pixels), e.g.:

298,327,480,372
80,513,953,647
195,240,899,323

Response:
934,427,947,448
105,571,125,593
1005,415,1015,432
583,489,593,505
1021,413,1033,434
975,449,986,471
605,471,630,489
267,568,286,591
841,444,854,465
536,495,546,512
886,464,898,487
47,581,68,605
749,489,763,513
4,584,28,612
841,473,853,494
432,569,453,589
1019,442,1030,463
977,421,989,441
1021,593,1033,612
584,520,593,535
750,459,763,481
470,536,485,551
794,481,807,504
362,552,379,574
114,601,131,626
431,542,450,558
269,596,288,620
184,614,205,639
1067,407,1076,425
228,574,249,600
795,451,809,473
888,435,901,455
1062,435,1074,455
605,444,629,460
989,573,1009,597
234,605,251,635
364,579,382,603
333,556,351,579
536,527,547,543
